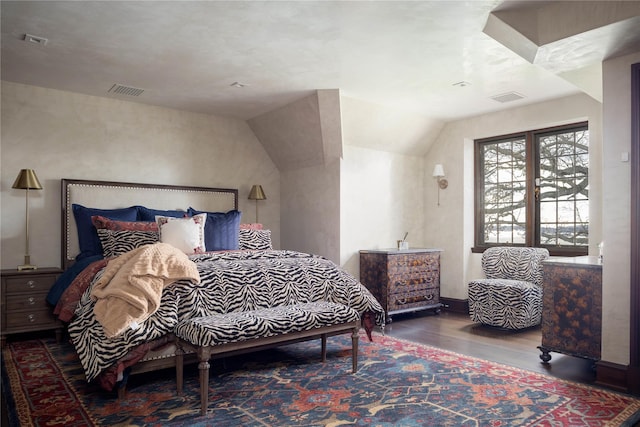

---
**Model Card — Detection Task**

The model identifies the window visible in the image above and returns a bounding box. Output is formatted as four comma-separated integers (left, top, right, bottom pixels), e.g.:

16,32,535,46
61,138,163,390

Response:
474,122,589,256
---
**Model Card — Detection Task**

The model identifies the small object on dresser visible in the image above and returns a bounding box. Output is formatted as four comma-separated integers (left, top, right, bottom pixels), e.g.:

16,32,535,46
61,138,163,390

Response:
397,232,409,250
397,240,409,250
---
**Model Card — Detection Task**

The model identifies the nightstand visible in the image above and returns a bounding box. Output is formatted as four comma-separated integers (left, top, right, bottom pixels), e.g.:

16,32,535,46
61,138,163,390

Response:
1,267,63,347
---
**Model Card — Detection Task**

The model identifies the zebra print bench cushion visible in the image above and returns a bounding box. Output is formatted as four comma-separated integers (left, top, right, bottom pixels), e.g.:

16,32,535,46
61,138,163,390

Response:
468,247,549,330
175,302,359,347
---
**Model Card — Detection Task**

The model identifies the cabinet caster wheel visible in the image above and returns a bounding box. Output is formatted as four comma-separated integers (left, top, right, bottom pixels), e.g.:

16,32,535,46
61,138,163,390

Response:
537,346,552,363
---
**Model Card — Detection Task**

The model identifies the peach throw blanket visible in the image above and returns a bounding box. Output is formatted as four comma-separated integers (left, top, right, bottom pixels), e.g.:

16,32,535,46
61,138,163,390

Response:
90,243,200,338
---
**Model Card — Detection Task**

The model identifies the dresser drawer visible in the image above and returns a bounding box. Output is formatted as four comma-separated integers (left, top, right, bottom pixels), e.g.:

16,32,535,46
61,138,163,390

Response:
389,288,440,312
388,252,438,268
389,272,438,290
4,274,57,294
4,308,58,330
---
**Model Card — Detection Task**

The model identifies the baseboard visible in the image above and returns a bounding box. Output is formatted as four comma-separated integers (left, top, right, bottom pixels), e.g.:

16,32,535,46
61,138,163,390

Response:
596,360,633,393
440,297,468,315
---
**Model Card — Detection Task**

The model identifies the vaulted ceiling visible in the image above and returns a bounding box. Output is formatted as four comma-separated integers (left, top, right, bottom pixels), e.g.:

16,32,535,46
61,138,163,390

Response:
2,1,639,156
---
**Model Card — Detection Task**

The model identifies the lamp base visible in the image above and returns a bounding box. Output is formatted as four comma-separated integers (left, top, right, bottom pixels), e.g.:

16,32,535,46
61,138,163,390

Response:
17,264,38,271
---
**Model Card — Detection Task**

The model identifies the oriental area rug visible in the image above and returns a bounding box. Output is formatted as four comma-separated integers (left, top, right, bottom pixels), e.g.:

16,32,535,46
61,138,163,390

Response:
2,333,640,427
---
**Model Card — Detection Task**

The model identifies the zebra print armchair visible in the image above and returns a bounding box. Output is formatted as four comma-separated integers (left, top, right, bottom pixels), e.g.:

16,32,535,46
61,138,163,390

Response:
468,247,550,330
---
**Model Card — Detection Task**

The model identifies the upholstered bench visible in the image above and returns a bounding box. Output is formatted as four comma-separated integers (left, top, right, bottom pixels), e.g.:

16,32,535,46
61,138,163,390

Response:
174,301,361,415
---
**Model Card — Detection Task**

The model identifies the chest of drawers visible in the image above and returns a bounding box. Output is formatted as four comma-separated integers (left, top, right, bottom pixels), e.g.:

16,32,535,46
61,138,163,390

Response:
538,256,602,363
1,268,63,346
359,249,442,322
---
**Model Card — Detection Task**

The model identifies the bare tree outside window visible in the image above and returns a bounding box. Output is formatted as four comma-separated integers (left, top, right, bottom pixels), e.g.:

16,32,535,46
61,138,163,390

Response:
474,123,589,256
537,128,589,247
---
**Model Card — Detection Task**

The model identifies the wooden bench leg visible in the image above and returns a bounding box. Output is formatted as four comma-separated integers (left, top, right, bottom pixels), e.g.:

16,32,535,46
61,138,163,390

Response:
321,334,327,362
351,327,359,373
176,345,184,396
198,347,212,416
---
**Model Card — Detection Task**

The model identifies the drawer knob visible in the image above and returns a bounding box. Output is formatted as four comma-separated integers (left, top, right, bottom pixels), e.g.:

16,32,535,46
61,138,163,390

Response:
425,294,433,301
28,297,35,305
28,314,35,322
27,280,36,288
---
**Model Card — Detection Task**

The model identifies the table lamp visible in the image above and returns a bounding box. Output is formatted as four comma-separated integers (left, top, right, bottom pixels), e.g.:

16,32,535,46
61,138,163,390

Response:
12,169,43,270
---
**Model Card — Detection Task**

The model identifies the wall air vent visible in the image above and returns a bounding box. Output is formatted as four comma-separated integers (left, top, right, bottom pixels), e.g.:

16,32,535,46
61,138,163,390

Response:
490,92,525,103
108,84,144,97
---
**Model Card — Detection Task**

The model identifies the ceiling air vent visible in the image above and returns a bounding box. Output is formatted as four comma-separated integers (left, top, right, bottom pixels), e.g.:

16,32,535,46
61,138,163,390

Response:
108,84,144,97
490,92,524,103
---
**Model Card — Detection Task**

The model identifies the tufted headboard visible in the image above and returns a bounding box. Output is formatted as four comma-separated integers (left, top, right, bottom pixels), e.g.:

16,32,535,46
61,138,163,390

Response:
61,179,238,269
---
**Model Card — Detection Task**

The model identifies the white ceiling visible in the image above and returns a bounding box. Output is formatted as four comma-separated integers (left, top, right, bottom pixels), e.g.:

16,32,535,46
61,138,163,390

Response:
1,1,639,124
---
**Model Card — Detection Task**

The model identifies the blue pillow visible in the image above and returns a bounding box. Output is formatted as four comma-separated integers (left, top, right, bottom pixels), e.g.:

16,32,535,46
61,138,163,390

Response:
72,204,138,260
136,206,187,221
187,208,241,251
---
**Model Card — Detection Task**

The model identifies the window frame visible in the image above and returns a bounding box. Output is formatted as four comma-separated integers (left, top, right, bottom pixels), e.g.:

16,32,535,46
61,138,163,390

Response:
472,122,589,257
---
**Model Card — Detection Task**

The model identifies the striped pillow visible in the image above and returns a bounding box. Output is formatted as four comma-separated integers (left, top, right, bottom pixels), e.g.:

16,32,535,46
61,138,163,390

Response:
92,216,159,258
238,229,272,250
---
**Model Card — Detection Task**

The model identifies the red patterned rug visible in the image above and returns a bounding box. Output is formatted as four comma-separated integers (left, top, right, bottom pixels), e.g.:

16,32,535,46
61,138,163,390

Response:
2,333,640,426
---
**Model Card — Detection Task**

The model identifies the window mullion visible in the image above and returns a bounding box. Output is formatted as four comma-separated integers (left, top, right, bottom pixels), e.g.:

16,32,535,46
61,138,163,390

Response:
525,131,536,247
525,132,536,246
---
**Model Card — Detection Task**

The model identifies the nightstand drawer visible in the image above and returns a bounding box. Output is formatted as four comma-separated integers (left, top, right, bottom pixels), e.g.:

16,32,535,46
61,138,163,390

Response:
4,274,57,294
6,293,50,310
4,308,57,329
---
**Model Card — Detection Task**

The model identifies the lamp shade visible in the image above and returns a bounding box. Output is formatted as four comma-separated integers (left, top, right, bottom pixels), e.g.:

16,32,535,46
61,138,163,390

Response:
432,164,445,178
248,184,266,200
12,169,43,190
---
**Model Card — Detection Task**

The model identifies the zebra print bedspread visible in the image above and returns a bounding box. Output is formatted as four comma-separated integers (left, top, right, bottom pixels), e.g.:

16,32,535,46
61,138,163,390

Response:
68,250,384,382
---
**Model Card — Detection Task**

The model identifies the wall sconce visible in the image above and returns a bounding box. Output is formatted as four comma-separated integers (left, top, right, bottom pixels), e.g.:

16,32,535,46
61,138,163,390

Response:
12,169,43,270
432,164,448,206
248,184,266,223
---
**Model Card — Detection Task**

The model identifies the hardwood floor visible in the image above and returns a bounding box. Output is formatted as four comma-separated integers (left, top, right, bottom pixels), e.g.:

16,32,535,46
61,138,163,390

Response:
381,309,597,385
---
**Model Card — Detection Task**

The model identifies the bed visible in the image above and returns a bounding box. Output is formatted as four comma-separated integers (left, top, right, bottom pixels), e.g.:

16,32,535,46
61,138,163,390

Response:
50,179,385,395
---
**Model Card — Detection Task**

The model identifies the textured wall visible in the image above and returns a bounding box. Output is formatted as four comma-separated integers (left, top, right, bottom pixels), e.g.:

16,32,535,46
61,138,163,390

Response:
1,82,280,269
340,145,426,277
250,90,343,263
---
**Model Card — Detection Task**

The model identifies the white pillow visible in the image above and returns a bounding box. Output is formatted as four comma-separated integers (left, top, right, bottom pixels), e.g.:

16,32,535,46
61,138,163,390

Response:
156,213,207,254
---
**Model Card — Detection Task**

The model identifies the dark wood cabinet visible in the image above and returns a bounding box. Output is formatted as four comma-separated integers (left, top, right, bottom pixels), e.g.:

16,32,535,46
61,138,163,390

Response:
359,249,442,322
1,268,63,346
538,256,602,363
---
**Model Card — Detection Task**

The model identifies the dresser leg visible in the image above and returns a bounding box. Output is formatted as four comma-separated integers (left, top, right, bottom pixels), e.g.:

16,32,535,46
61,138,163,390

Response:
538,346,552,363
